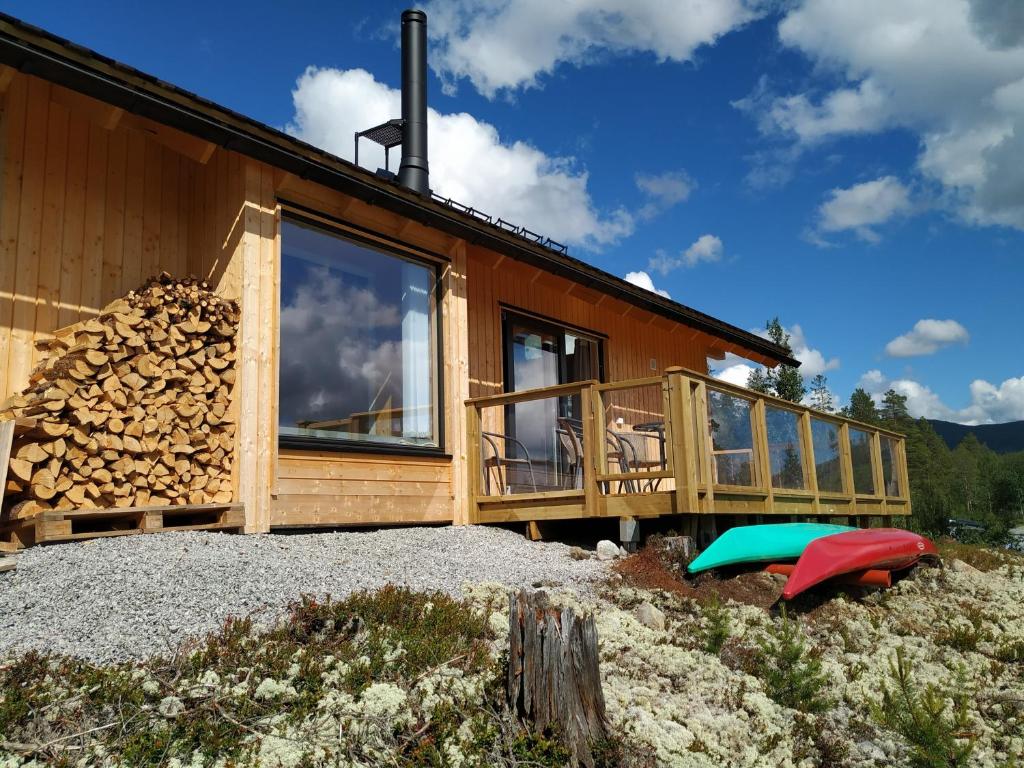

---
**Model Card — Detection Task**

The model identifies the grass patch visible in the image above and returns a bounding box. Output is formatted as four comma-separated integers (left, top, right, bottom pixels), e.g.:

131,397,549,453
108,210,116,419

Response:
937,540,1024,572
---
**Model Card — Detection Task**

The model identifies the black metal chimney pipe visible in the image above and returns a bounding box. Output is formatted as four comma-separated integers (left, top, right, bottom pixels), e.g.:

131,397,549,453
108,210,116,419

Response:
398,9,429,195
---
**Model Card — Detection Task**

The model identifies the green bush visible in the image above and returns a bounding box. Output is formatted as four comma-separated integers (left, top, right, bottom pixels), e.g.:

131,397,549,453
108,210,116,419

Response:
869,648,975,768
995,637,1024,662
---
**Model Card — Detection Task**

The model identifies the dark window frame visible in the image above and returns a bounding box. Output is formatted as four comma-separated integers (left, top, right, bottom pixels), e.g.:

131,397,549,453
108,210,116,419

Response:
499,307,606,393
277,209,448,458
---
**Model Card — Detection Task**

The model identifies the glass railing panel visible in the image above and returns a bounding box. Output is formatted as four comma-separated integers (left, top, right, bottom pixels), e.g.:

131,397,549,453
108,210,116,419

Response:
478,392,583,495
880,436,901,497
707,389,756,486
765,405,806,490
849,427,876,495
600,382,670,493
810,417,844,493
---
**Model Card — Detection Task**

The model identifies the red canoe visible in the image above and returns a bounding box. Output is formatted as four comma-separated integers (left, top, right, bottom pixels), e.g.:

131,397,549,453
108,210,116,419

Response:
781,528,937,600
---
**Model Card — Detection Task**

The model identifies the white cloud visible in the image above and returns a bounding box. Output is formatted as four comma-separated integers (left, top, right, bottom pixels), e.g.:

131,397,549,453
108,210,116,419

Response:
857,368,1024,425
858,369,888,391
649,234,724,274
635,170,695,219
709,322,839,386
962,377,1024,424
885,318,970,357
423,0,766,97
286,67,633,249
624,270,670,298
817,176,912,242
743,0,1024,230
713,361,756,386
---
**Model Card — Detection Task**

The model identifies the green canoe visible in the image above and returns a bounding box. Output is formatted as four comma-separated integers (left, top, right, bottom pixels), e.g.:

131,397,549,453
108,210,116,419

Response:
686,523,855,574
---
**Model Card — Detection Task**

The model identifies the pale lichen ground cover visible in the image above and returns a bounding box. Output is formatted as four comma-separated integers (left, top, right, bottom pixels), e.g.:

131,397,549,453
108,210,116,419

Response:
1,552,1023,767
475,558,1024,767
591,562,1024,767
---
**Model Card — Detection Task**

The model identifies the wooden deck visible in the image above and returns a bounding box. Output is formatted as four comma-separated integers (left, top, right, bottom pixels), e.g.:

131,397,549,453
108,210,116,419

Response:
466,367,910,527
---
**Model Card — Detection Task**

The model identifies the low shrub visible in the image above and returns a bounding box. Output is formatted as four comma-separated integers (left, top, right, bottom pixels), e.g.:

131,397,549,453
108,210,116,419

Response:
753,607,831,714
935,606,992,652
701,594,731,655
937,540,1024,572
869,648,975,768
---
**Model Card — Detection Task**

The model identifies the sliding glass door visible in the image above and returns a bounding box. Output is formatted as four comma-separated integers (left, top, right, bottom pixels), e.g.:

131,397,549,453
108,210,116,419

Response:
502,312,602,490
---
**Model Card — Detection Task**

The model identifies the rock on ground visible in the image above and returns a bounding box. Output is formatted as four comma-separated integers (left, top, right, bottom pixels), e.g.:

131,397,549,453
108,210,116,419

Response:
0,527,609,664
634,601,666,631
596,540,620,560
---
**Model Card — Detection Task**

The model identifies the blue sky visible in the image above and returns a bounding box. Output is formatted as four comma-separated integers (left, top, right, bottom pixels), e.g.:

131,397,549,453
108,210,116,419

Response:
10,0,1023,424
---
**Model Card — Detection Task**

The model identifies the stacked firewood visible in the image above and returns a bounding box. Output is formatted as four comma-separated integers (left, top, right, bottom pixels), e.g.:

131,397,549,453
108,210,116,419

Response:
1,273,239,519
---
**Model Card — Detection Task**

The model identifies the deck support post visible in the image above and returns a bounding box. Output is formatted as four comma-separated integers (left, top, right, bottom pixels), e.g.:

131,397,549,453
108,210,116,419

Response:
619,515,639,551
526,520,542,541
696,515,718,549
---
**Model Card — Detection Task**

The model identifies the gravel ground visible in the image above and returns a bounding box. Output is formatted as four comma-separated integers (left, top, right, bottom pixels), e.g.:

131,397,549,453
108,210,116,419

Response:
0,527,610,664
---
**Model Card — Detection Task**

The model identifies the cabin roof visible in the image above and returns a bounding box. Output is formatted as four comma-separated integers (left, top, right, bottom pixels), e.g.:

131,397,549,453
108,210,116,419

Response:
0,12,799,369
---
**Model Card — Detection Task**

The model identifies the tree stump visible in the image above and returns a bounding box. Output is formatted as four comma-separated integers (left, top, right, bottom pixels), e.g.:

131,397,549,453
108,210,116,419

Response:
507,589,609,767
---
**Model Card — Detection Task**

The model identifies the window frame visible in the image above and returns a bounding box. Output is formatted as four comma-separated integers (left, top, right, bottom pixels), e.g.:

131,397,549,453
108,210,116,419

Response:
499,307,607,393
276,208,448,458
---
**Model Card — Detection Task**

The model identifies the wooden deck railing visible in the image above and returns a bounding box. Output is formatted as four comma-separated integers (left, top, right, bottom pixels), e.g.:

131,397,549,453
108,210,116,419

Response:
464,366,911,525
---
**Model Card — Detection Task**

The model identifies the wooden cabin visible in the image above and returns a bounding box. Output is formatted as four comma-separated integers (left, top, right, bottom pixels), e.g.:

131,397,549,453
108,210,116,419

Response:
0,13,910,542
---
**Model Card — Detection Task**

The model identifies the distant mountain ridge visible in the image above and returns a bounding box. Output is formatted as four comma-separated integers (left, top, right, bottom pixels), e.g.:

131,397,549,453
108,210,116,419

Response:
928,419,1024,454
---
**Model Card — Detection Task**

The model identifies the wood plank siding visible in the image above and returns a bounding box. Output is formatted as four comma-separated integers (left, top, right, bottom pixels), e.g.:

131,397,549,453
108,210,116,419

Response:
271,450,453,526
0,74,192,401
465,244,716,402
0,67,770,532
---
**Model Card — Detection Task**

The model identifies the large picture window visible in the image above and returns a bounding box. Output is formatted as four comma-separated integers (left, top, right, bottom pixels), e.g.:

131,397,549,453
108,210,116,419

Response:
278,217,440,449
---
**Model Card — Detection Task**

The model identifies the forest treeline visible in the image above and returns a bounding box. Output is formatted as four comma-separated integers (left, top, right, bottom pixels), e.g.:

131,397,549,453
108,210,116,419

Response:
746,319,1024,542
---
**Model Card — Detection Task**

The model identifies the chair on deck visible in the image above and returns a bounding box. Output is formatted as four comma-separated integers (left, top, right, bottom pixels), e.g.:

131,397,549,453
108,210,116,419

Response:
481,431,538,495
615,431,665,491
556,418,585,489
555,417,634,492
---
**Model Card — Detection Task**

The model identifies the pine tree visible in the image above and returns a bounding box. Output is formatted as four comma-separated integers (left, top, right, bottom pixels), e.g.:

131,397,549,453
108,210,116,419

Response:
809,374,834,413
903,417,957,535
766,318,806,403
746,318,805,403
843,388,878,424
746,367,772,394
880,389,910,426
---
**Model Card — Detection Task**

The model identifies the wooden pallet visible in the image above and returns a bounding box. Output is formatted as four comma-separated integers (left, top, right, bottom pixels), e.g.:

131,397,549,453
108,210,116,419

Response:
0,503,244,548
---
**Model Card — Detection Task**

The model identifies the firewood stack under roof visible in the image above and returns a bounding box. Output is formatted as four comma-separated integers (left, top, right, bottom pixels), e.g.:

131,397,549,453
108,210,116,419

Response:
1,273,239,521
